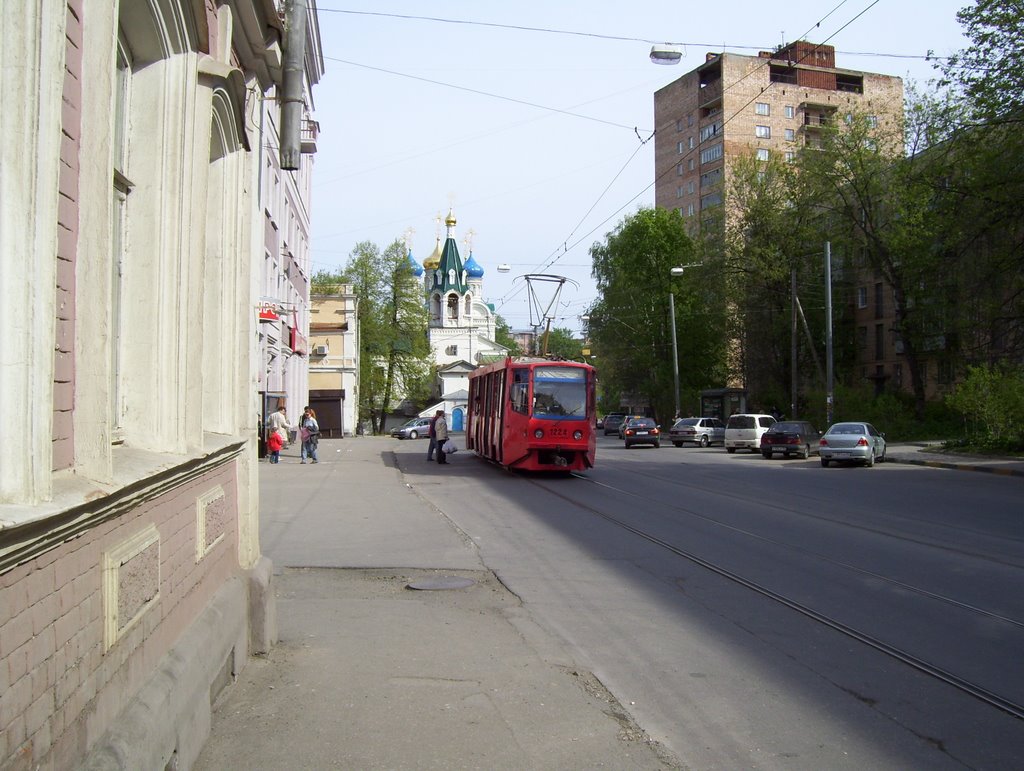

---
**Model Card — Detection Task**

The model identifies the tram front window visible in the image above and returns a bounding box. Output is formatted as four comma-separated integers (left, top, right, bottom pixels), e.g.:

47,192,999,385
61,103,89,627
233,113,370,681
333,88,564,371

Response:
532,367,586,418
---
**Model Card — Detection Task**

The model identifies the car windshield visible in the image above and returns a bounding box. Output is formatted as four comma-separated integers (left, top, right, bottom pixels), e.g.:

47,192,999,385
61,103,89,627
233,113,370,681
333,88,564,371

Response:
532,366,587,419
773,422,804,432
729,416,755,429
830,423,866,434
674,418,699,427
629,418,655,427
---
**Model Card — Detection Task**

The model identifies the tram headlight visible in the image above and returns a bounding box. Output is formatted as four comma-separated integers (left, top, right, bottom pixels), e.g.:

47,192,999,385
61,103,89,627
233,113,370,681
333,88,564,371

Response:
534,429,544,439
573,430,583,440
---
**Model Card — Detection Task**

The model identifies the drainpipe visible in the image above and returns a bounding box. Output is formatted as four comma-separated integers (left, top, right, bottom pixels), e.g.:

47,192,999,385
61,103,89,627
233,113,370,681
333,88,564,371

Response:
279,0,307,171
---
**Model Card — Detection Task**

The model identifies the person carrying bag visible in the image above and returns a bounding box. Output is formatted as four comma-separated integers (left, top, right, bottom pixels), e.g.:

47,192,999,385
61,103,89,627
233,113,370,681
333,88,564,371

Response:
434,412,450,465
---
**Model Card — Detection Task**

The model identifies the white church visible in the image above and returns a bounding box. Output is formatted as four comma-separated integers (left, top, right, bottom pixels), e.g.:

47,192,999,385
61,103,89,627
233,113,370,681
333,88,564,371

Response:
406,210,508,431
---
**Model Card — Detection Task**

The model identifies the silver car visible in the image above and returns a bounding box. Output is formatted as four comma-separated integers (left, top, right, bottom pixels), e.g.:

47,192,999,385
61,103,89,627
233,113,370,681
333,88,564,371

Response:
669,417,725,447
819,422,886,467
390,417,432,440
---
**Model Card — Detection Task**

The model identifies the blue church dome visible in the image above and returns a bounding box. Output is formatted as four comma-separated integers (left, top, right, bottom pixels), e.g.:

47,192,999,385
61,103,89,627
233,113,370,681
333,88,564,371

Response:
406,249,424,277
464,252,484,278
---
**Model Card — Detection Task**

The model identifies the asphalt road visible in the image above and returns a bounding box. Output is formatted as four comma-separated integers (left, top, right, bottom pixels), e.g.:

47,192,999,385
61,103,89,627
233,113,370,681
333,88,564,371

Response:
398,433,1024,770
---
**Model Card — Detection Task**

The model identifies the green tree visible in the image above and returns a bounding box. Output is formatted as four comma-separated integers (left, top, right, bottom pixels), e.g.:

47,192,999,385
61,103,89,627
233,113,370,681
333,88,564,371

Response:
342,239,432,434
541,326,583,361
494,315,522,356
588,207,725,422
722,150,823,409
939,0,1024,119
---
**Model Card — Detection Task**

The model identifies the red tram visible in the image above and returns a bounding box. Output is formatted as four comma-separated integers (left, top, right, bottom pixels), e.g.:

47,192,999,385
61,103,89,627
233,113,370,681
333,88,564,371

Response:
467,357,597,472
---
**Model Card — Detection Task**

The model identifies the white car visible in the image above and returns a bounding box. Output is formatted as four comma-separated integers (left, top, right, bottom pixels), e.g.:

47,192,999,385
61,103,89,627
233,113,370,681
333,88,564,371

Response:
724,414,777,453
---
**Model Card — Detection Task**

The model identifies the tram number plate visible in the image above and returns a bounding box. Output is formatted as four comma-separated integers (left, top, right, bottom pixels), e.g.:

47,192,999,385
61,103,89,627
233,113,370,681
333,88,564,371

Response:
548,427,568,437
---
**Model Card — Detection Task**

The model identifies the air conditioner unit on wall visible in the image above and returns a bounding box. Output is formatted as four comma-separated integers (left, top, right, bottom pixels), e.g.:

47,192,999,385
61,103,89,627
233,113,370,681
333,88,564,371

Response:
312,345,328,356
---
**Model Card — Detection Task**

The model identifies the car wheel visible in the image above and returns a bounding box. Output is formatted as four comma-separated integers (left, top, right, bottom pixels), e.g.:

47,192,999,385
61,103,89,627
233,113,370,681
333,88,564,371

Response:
408,430,418,440
865,450,875,467
699,435,709,448
820,458,829,467
672,441,683,448
800,444,810,459
761,450,772,459
726,447,736,454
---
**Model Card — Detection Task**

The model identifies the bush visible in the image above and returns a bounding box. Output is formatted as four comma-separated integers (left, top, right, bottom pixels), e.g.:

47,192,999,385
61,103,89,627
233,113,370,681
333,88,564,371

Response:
946,364,1024,451
801,384,961,442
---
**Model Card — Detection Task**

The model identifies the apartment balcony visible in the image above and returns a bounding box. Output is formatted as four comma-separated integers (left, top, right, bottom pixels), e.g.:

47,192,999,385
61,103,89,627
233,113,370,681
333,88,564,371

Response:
301,119,319,154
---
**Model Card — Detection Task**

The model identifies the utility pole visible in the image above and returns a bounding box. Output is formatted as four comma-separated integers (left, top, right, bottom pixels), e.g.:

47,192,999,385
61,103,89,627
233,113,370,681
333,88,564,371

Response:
824,242,834,425
669,292,680,419
791,266,798,419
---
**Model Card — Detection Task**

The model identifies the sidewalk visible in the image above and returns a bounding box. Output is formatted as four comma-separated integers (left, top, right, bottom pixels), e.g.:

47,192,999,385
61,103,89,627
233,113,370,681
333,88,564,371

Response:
884,441,1024,477
194,437,676,770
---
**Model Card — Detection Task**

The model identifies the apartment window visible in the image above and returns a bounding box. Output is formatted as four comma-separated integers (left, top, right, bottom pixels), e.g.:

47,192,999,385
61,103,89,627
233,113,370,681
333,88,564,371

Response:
689,136,695,149
866,115,878,128
677,140,685,154
687,180,695,194
699,143,723,164
784,105,795,119
677,163,684,176
700,168,722,187
784,128,795,141
857,326,867,350
874,282,884,319
699,121,721,142
701,191,723,209
686,203,695,216
755,125,771,139
875,324,884,359
688,158,695,171
676,186,685,198
894,363,903,388
756,148,770,161
111,35,133,433
755,102,770,116
856,286,867,309
687,114,694,127
676,119,684,131
784,151,796,162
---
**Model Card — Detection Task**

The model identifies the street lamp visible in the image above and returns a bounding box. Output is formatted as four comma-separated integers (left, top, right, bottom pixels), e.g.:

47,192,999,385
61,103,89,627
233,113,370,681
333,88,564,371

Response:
650,44,683,65
668,263,702,419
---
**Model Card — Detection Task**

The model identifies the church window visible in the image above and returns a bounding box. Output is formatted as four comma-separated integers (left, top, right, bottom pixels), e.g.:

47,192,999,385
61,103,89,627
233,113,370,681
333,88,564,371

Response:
448,269,456,285
447,294,459,319
464,295,471,315
446,345,457,356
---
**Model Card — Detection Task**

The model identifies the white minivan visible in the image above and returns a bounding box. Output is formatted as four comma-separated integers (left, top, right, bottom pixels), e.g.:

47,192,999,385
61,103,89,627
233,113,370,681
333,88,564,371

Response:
724,413,777,453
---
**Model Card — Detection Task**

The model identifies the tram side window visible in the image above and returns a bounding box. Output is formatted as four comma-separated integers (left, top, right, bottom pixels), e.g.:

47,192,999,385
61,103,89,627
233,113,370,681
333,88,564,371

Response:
510,369,529,414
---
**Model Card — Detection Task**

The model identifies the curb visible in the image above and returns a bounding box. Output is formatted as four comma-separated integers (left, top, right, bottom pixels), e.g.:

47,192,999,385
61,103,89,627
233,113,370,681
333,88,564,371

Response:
886,456,1024,478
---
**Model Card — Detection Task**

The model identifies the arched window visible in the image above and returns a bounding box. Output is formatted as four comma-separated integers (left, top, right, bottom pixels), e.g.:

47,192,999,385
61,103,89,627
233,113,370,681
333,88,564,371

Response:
447,294,459,320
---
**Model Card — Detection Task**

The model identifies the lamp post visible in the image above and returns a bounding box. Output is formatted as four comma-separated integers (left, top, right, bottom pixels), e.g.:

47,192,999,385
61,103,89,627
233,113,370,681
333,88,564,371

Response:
669,264,702,420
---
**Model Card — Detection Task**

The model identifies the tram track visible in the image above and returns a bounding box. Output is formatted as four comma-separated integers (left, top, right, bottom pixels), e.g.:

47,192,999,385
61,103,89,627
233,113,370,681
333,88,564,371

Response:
525,472,1024,722
619,461,1024,568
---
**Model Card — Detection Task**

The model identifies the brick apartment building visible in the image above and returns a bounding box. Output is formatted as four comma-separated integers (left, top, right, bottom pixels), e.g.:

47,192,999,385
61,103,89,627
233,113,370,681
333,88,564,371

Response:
653,41,907,398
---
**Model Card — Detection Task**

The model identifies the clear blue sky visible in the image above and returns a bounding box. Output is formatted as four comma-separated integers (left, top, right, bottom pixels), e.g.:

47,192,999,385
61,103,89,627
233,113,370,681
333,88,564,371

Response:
309,1,970,335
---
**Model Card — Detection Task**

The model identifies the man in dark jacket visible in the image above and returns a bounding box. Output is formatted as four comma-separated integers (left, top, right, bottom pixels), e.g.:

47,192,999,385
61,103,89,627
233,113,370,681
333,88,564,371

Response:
426,409,443,461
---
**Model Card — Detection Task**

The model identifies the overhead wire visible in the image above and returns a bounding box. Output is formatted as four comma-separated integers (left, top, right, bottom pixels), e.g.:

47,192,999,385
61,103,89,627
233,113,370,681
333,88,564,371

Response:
493,0,884,315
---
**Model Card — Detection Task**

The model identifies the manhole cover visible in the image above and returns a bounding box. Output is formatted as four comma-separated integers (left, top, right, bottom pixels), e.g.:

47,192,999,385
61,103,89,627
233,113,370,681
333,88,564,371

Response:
406,576,476,591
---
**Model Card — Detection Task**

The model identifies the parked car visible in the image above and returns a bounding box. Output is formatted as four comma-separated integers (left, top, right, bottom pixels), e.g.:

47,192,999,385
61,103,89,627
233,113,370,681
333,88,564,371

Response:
669,417,726,447
602,413,626,436
390,417,432,440
622,417,661,448
724,413,777,453
760,420,821,459
618,415,645,438
819,422,886,467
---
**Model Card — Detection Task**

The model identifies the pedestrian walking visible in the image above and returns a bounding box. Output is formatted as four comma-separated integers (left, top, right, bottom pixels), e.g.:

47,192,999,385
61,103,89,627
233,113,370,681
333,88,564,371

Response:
426,409,444,461
434,411,450,465
266,430,284,464
299,406,320,464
